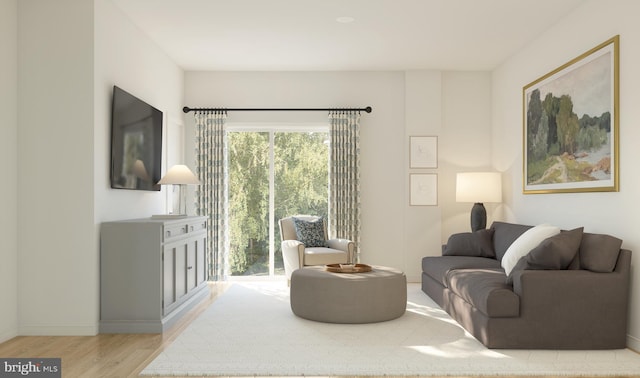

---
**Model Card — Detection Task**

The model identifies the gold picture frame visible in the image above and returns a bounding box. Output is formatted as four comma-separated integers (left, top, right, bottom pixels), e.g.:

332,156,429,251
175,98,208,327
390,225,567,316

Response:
523,35,619,194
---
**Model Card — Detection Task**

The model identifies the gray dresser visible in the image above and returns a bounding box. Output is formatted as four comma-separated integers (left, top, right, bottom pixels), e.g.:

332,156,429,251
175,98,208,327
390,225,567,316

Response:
100,216,209,333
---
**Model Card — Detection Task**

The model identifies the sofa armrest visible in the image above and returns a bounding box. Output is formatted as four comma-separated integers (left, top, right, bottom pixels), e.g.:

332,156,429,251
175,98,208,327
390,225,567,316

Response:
513,269,629,312
327,238,356,263
510,250,631,347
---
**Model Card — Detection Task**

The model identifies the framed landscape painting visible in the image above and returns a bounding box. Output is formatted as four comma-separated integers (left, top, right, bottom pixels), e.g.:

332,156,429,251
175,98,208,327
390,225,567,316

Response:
523,35,619,194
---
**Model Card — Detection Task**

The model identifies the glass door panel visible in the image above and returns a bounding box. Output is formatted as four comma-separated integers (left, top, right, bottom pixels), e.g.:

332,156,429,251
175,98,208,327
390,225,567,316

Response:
228,132,269,276
227,130,328,277
274,132,329,275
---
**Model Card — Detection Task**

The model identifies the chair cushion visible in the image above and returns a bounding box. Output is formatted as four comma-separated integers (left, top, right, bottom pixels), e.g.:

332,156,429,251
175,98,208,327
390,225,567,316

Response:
446,268,520,318
303,247,348,266
293,217,328,247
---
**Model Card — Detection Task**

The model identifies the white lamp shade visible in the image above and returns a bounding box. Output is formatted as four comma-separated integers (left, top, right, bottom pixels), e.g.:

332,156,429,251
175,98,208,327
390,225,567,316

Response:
456,172,502,203
158,165,201,185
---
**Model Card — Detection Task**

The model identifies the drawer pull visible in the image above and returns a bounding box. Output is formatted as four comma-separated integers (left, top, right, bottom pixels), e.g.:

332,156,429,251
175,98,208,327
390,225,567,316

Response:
187,266,193,270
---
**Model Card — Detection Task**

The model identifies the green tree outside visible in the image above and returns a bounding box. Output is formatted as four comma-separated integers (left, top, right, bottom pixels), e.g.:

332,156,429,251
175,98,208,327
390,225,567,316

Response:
228,131,329,276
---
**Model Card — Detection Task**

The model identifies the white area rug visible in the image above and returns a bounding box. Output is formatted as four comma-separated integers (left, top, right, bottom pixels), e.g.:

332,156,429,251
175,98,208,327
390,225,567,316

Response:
141,282,640,376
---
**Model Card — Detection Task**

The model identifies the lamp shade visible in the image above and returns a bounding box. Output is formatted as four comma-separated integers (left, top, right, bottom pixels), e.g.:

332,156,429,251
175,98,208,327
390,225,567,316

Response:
158,165,200,185
456,172,502,203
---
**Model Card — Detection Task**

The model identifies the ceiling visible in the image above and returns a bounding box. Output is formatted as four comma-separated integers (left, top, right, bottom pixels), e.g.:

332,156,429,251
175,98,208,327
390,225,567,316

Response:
111,0,586,72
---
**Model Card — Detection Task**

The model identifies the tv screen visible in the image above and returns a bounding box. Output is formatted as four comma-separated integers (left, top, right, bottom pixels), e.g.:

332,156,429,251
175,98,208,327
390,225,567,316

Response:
110,86,163,191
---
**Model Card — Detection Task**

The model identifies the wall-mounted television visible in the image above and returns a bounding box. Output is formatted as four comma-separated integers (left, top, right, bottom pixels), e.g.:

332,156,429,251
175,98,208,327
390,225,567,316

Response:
110,86,163,191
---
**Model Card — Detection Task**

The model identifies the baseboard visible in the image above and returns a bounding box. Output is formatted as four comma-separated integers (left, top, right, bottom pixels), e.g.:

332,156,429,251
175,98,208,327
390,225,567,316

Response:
405,274,421,283
627,334,640,352
0,328,18,344
18,324,98,336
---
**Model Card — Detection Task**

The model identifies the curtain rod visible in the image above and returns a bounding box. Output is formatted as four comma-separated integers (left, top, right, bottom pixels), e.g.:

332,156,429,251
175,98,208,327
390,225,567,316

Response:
182,106,372,114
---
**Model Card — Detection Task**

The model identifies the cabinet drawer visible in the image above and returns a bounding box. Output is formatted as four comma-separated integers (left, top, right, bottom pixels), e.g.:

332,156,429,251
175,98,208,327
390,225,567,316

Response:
187,219,207,234
163,223,189,241
163,219,207,242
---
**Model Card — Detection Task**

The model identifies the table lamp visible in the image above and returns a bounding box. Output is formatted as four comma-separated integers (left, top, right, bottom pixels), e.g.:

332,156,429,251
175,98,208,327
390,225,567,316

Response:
456,172,502,232
157,164,200,216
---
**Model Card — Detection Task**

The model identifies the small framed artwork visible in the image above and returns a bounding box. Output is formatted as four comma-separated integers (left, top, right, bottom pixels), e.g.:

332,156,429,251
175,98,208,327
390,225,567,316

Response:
410,136,438,168
410,174,438,206
523,35,619,194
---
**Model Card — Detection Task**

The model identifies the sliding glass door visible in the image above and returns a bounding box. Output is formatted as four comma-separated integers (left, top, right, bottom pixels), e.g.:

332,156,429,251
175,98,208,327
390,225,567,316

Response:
227,126,328,277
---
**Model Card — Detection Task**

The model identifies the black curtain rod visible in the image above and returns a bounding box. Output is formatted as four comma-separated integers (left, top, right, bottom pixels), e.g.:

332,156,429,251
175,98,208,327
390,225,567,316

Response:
182,106,372,114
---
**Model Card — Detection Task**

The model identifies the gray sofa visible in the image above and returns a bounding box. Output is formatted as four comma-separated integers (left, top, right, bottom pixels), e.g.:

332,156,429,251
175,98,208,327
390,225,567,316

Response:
421,221,631,349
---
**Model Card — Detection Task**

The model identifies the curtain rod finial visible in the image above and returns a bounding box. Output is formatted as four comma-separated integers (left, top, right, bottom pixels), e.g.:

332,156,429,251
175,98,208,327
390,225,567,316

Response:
364,106,372,113
183,106,191,113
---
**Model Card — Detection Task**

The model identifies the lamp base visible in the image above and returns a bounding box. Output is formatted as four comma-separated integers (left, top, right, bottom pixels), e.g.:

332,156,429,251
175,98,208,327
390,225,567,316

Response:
470,202,487,232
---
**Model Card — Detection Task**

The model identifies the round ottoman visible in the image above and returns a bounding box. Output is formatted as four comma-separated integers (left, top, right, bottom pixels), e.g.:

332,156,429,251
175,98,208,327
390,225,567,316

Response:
289,265,407,323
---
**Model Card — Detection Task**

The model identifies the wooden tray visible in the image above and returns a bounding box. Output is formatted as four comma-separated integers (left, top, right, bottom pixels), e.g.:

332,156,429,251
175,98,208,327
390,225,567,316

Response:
325,263,372,273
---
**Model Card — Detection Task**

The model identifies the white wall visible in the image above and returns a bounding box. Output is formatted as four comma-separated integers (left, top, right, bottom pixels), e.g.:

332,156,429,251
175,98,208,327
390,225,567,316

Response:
439,72,496,238
18,0,96,336
0,0,18,343
492,0,640,349
13,0,183,336
185,70,492,281
94,0,185,223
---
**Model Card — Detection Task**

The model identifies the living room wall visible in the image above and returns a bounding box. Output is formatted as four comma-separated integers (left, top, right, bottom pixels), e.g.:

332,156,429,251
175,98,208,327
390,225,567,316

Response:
8,0,184,338
18,0,96,336
492,0,640,349
94,0,185,223
184,70,493,281
0,0,18,342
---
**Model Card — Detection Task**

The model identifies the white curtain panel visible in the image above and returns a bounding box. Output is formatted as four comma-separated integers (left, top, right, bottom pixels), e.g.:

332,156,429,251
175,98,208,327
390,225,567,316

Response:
194,111,228,280
329,111,361,260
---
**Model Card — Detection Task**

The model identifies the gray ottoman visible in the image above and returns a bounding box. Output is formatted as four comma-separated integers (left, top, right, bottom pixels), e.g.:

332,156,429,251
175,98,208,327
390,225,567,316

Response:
290,265,407,323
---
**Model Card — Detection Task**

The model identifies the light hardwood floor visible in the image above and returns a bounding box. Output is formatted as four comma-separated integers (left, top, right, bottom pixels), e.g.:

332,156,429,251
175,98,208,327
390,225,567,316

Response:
0,282,636,378
0,283,231,378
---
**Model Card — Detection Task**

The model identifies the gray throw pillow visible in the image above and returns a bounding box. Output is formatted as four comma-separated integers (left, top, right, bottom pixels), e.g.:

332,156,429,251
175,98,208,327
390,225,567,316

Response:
579,233,622,272
292,217,328,248
443,229,495,258
506,227,583,284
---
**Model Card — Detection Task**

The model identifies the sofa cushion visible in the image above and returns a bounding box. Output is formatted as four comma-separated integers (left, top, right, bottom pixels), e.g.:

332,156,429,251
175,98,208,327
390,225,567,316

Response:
292,217,328,247
422,256,502,287
579,232,622,272
446,268,520,318
490,221,533,261
501,224,560,276
506,227,583,284
443,229,495,258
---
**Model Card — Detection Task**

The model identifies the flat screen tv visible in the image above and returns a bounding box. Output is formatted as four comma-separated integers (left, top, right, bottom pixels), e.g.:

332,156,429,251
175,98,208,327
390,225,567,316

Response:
110,86,163,191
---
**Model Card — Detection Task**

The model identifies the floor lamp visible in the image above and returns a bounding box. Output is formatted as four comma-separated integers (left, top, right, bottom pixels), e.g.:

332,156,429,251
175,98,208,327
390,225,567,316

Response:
456,172,502,232
156,164,201,217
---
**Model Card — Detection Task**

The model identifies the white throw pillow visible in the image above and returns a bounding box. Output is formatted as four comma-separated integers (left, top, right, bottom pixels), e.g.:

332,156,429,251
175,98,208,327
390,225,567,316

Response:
501,224,561,276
